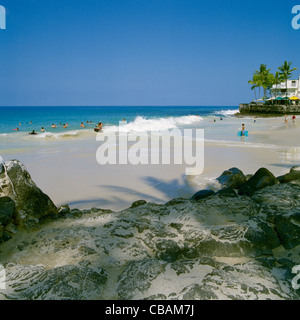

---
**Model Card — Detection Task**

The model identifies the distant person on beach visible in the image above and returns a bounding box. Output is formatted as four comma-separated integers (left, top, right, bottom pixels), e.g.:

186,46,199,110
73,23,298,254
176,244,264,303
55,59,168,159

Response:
292,115,296,122
41,127,45,132
80,122,85,128
241,123,246,136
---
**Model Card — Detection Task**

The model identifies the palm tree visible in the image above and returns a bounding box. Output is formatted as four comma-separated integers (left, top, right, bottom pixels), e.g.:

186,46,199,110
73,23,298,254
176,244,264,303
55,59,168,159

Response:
265,72,275,100
248,75,259,102
254,64,272,99
278,61,297,98
273,71,283,98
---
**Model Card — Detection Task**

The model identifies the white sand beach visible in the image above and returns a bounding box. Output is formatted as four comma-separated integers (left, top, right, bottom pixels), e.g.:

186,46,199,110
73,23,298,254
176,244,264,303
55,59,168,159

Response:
2,115,299,211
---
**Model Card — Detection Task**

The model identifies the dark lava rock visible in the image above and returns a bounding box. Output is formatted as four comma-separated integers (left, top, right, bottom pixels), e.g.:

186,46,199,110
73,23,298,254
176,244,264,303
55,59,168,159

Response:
130,200,147,208
191,189,216,201
0,197,15,225
277,166,300,183
216,167,247,189
216,188,238,197
275,210,300,249
238,168,279,196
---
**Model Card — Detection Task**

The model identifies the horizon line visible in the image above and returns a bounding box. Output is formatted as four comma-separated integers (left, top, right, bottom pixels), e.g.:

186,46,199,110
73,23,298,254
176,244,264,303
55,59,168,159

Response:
0,105,239,108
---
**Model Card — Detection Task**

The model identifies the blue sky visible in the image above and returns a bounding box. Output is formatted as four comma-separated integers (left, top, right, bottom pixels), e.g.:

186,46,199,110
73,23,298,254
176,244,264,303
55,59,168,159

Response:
0,0,300,106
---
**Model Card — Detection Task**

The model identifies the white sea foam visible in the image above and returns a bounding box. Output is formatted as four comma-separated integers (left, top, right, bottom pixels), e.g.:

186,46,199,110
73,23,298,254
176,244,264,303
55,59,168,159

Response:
105,115,203,133
214,109,239,116
34,130,87,139
205,138,279,149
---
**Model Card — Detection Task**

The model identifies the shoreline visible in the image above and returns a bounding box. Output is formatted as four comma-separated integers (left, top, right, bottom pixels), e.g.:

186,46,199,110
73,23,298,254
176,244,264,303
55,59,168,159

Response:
1,114,299,211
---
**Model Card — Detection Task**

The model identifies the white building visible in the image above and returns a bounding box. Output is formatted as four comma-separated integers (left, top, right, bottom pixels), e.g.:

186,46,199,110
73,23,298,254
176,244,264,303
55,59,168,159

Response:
270,75,300,99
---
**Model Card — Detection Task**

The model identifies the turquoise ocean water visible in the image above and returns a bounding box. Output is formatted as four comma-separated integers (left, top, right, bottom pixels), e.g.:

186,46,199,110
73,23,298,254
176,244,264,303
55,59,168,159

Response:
0,106,238,134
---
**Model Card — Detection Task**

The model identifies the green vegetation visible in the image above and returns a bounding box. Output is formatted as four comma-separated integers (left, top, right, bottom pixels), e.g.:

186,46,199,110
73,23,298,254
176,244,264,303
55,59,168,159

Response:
248,61,297,101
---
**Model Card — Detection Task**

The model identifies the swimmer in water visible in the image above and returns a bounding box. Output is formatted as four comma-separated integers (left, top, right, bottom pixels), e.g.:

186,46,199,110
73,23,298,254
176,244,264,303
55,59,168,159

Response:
80,122,85,128
41,127,45,132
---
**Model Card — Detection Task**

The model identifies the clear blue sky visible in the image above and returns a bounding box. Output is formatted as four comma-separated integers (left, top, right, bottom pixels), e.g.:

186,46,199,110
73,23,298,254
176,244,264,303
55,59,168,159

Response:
0,0,300,106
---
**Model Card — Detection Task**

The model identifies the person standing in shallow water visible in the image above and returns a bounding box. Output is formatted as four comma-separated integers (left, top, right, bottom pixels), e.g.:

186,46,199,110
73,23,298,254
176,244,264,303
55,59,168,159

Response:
241,123,246,136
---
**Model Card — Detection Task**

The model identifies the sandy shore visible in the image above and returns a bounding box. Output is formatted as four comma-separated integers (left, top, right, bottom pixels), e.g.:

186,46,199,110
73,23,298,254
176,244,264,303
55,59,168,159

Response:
2,116,299,211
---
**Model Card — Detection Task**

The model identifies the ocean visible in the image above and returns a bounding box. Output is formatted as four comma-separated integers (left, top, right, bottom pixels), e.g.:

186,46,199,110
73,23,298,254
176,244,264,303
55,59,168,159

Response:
1,105,291,211
0,106,238,134
0,106,240,157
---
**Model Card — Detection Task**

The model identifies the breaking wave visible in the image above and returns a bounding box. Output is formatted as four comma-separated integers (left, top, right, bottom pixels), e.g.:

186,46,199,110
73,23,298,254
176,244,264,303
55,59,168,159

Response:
214,109,239,116
105,115,203,133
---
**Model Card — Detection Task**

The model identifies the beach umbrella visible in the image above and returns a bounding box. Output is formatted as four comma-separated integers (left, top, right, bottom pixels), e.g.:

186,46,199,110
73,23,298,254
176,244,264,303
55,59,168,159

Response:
290,96,300,100
282,97,289,100
275,97,283,100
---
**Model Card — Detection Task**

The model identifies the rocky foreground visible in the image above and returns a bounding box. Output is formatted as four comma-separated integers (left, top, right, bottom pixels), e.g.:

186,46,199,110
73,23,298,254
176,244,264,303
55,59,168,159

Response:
0,160,300,300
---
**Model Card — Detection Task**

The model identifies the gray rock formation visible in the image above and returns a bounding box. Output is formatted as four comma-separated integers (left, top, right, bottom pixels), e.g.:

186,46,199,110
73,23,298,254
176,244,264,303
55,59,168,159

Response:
0,197,15,226
2,263,107,300
239,103,300,115
0,162,299,300
0,160,58,237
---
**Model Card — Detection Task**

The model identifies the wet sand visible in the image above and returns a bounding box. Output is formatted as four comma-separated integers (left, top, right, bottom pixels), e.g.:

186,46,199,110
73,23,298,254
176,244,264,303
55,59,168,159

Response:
2,116,300,211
